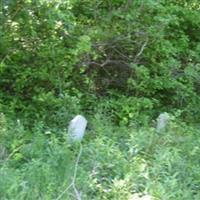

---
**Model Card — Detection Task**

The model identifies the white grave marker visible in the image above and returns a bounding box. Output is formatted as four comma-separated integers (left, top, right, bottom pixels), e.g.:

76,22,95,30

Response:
156,112,170,133
68,115,87,142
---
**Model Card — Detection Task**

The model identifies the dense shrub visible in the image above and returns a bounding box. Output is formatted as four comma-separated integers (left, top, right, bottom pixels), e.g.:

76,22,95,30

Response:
1,0,200,123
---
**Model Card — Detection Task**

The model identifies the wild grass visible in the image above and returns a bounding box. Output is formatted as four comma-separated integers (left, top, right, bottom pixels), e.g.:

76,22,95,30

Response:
0,114,200,200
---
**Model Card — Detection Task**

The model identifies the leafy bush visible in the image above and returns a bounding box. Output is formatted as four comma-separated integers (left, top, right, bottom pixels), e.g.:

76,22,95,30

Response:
1,0,200,123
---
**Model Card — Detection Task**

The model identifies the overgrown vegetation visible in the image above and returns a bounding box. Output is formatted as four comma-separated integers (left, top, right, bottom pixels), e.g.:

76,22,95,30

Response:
0,114,200,199
0,0,200,199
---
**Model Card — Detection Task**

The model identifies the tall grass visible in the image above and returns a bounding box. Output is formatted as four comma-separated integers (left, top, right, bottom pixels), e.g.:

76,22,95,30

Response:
0,114,199,199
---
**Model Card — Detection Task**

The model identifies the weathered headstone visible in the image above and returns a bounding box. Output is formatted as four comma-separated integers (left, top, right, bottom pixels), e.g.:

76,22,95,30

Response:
68,115,87,142
156,112,170,133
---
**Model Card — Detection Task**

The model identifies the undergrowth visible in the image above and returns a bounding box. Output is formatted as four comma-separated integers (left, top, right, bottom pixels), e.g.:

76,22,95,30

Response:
0,113,199,200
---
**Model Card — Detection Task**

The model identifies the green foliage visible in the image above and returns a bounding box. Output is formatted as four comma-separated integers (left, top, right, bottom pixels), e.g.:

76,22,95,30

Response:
0,117,74,199
1,0,200,123
1,1,200,199
0,115,200,199
94,95,155,125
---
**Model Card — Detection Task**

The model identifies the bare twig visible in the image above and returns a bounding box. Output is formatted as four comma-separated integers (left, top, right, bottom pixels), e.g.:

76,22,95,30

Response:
88,60,112,77
55,183,73,200
73,184,82,200
133,40,148,63
0,55,9,65
113,48,132,61
89,59,130,68
55,143,83,200
6,145,23,161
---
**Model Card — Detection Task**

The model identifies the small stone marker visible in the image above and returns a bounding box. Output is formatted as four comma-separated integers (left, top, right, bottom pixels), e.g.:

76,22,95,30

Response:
68,115,87,142
156,112,170,133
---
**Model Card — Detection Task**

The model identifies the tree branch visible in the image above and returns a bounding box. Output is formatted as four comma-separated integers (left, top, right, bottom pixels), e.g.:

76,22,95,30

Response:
134,40,148,63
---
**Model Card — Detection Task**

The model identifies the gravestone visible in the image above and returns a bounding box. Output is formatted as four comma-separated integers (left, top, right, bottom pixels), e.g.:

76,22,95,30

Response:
68,115,87,142
156,112,170,133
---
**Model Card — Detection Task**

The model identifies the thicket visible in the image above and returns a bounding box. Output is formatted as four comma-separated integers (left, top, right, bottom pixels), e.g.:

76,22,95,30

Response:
1,0,200,125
